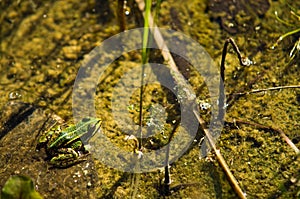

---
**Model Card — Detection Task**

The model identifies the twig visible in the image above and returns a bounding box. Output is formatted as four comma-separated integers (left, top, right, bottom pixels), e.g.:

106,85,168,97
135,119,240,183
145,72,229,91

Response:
229,119,300,155
117,0,126,31
233,85,300,96
193,110,247,199
226,71,265,109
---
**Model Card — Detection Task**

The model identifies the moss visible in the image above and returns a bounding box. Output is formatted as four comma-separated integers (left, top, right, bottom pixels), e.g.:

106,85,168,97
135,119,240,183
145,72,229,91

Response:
0,0,299,198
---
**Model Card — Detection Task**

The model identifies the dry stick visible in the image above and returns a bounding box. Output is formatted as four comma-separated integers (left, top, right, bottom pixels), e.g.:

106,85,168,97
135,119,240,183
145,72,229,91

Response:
230,85,300,154
231,119,300,154
135,1,247,198
117,0,126,31
193,110,247,199
234,85,300,96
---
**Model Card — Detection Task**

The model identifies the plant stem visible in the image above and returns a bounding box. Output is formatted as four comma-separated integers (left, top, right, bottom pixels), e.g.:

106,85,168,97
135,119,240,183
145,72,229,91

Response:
117,0,126,31
220,38,252,111
138,0,151,150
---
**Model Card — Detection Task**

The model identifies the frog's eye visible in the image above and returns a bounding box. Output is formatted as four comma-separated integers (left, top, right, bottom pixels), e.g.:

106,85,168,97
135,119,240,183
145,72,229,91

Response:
82,118,90,123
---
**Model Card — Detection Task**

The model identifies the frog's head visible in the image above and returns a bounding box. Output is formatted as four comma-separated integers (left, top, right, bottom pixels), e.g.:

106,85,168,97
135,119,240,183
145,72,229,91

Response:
79,117,102,144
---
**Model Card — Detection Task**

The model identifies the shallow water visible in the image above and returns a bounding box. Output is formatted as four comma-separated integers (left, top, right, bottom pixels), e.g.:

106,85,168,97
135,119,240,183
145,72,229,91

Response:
0,0,299,198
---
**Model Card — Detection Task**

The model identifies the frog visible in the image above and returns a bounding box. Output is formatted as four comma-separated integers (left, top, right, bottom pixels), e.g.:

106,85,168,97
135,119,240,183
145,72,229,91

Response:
37,117,101,167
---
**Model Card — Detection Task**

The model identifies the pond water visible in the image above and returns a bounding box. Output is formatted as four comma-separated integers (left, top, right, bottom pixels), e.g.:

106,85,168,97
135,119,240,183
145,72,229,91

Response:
0,0,299,198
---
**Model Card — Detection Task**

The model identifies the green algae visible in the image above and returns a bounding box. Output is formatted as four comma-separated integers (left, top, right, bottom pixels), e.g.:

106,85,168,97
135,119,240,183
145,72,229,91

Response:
0,0,299,198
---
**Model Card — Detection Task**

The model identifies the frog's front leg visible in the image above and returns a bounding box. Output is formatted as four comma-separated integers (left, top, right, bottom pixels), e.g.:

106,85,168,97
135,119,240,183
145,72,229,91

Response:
50,148,88,168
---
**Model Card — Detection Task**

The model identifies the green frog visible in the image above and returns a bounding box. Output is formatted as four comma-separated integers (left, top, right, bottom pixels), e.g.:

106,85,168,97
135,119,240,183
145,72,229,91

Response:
37,117,101,167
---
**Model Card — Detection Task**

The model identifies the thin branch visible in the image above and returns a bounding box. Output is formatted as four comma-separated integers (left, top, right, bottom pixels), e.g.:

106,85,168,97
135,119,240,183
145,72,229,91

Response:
117,0,126,31
229,119,300,155
234,85,300,96
193,110,247,199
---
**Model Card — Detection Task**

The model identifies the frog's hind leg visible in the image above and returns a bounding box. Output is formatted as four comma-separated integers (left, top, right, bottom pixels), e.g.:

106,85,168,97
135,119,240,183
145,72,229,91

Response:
49,148,89,168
